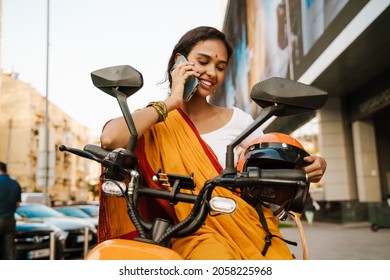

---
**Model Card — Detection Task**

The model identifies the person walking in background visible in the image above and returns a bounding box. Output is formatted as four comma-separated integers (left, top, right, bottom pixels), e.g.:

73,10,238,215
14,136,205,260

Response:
304,193,320,226
0,161,22,260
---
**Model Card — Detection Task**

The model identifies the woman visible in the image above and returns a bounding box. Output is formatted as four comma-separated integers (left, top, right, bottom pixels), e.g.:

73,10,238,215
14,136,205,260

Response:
99,26,327,259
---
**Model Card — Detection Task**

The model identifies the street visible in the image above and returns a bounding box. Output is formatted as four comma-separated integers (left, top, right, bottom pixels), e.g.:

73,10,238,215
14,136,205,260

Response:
280,221,390,260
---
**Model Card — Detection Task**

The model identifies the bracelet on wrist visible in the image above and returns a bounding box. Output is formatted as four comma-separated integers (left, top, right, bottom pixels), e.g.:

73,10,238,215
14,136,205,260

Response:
146,101,168,123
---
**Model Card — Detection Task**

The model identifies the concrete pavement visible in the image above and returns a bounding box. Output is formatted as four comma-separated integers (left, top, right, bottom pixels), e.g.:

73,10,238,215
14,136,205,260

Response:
279,220,390,260
72,220,390,260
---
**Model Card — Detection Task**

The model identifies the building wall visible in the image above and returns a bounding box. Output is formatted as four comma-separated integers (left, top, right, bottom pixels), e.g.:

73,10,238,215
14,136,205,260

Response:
319,96,358,201
218,0,390,222
0,73,100,204
352,120,381,202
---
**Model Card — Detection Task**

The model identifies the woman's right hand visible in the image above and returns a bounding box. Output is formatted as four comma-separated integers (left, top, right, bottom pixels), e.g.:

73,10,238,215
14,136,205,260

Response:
169,59,199,105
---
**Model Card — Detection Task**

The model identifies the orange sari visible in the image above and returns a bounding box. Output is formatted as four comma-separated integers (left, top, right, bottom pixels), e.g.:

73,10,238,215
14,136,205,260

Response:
98,109,294,260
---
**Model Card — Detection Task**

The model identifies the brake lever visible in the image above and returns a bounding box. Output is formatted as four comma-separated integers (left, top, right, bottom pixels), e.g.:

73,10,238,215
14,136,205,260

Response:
59,145,104,164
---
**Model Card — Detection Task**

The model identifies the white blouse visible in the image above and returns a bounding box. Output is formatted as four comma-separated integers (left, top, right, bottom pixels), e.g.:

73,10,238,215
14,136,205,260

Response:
201,107,263,168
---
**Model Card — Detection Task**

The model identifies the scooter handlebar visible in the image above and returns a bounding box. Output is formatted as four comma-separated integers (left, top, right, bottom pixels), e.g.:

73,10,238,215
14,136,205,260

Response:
215,168,308,189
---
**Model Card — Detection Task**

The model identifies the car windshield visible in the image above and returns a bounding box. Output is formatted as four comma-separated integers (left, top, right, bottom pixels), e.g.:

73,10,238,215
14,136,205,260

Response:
56,207,90,218
16,204,65,218
78,206,99,217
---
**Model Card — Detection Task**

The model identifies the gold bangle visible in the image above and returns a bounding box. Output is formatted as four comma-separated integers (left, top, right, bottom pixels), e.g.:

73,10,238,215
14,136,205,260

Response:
146,101,168,123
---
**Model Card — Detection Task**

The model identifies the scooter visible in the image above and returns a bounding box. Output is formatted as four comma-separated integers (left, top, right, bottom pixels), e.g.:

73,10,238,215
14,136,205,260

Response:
59,65,328,259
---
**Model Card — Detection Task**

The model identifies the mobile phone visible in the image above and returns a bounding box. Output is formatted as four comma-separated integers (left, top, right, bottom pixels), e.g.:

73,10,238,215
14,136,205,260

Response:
171,55,199,102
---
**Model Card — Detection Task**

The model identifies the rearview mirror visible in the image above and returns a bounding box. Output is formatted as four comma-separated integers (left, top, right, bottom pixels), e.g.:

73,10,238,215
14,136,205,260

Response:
91,65,143,155
224,77,328,174
251,77,328,116
91,65,143,98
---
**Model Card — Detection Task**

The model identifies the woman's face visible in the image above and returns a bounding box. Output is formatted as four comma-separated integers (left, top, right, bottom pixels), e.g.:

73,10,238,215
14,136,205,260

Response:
186,39,228,98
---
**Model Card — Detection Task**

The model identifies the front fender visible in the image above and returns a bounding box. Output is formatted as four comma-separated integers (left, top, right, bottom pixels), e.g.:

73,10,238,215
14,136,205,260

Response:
85,239,183,260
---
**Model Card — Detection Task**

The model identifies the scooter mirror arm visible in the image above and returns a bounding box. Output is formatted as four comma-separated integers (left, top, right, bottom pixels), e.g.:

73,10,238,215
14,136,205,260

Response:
113,87,138,155
223,104,284,175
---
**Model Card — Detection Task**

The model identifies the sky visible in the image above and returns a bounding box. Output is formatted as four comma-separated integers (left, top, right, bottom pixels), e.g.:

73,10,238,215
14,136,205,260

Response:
2,0,228,137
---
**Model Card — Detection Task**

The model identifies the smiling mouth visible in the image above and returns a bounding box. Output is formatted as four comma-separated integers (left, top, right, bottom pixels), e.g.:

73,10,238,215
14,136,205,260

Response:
200,79,213,87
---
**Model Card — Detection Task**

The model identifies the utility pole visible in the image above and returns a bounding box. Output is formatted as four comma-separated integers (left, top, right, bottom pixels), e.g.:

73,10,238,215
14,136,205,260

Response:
44,0,50,206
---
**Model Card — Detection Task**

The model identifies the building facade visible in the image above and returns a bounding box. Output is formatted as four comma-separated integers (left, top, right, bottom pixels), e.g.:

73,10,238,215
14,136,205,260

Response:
0,73,100,204
213,0,390,222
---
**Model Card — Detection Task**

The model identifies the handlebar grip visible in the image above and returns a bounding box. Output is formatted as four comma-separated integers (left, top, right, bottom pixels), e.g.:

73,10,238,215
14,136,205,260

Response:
218,168,308,188
254,168,308,183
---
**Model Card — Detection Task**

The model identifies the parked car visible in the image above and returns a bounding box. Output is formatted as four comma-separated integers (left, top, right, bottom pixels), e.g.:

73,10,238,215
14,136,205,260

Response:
16,203,98,257
15,213,64,260
21,192,51,205
75,204,99,218
54,205,98,227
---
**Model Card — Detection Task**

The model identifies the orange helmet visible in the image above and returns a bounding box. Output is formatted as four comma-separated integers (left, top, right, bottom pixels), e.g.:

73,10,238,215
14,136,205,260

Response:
237,132,309,172
237,132,310,213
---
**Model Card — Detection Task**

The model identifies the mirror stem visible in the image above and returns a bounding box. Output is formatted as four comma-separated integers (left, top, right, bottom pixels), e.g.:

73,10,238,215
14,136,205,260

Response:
223,104,284,175
113,87,138,154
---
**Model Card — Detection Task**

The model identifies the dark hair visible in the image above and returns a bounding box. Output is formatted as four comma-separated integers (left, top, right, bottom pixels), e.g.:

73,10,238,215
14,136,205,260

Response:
166,26,233,87
0,161,7,173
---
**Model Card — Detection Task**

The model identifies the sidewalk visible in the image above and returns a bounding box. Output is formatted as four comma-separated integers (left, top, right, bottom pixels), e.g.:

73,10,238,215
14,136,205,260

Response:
279,220,390,260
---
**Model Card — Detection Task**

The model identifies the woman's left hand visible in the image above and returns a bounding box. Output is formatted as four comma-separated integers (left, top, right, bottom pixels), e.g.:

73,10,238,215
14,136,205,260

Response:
301,155,327,183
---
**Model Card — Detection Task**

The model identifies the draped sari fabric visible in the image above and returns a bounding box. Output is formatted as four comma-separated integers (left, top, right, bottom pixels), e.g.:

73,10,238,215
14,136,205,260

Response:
98,109,294,260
